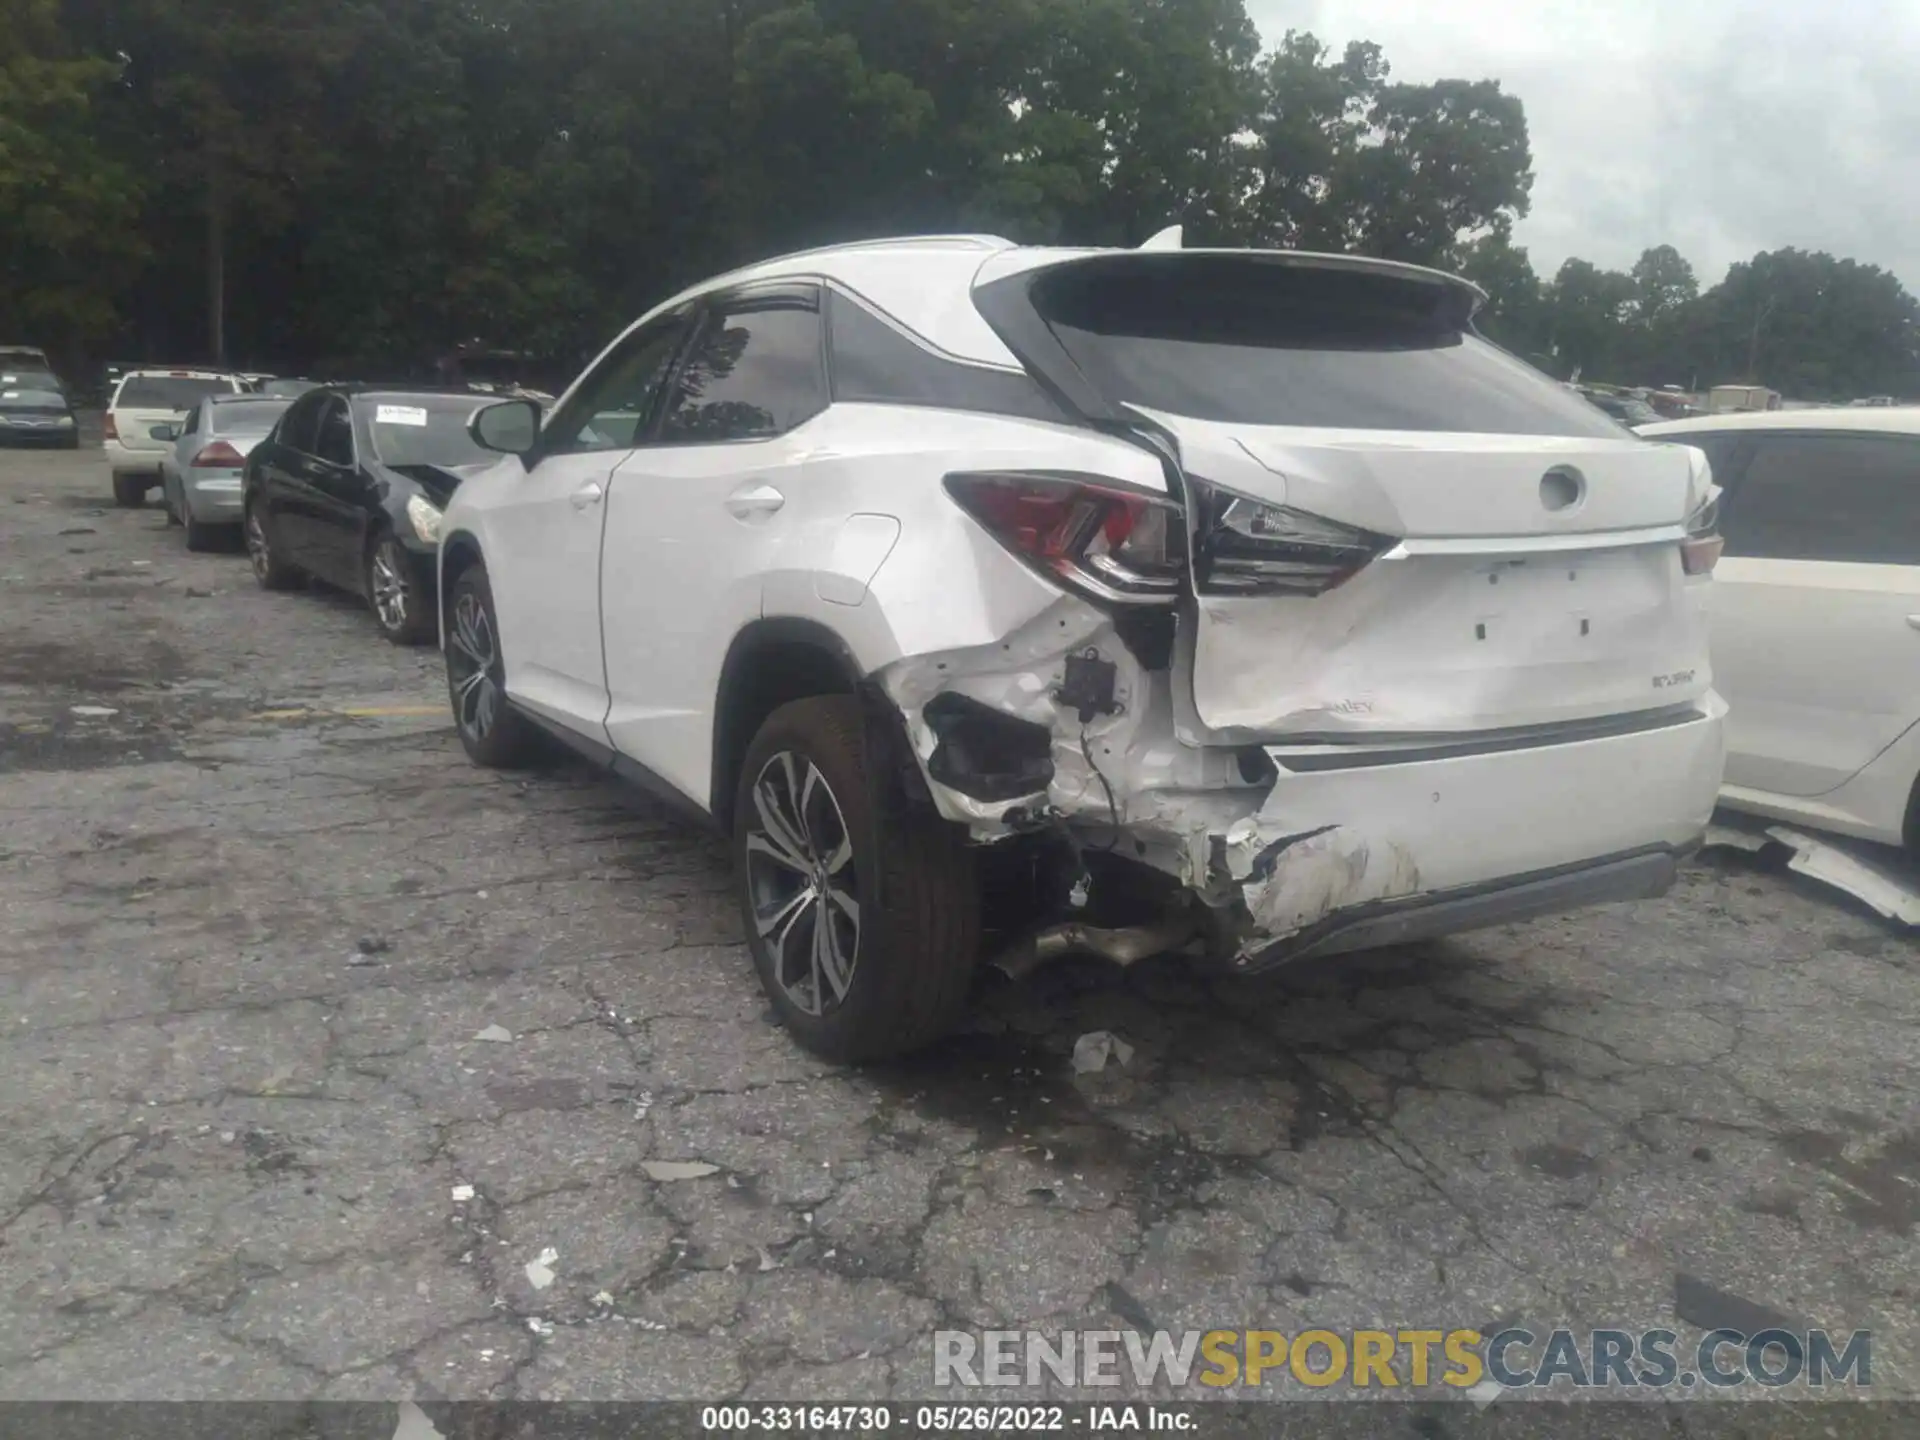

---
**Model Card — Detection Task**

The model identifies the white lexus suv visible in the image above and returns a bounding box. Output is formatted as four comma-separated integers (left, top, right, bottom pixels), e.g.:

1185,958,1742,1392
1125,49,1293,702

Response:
440,233,1727,1060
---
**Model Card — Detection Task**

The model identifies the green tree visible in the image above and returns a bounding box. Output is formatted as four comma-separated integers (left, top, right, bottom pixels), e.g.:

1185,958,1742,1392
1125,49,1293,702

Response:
0,0,142,360
1457,224,1545,359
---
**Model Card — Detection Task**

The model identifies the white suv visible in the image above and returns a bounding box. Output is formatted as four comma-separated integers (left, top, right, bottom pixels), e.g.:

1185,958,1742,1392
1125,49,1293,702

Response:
105,369,246,506
1640,408,1920,850
441,234,1727,1060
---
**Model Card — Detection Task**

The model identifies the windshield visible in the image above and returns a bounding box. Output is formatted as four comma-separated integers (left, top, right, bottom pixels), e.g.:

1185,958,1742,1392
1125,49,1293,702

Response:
0,389,66,410
364,395,492,467
259,379,321,397
1,370,63,392
207,399,293,434
1031,261,1624,438
117,375,237,409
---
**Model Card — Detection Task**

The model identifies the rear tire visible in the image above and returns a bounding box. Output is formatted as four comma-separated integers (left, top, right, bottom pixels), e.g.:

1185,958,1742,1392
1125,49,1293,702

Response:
733,694,978,1062
183,512,219,552
112,472,146,508
245,501,302,590
367,531,435,646
445,563,539,768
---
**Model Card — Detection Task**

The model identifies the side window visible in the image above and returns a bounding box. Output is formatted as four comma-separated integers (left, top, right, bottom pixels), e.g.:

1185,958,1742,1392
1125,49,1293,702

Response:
1721,433,1920,564
544,311,691,456
658,292,826,443
314,398,355,466
277,393,324,454
827,289,1070,424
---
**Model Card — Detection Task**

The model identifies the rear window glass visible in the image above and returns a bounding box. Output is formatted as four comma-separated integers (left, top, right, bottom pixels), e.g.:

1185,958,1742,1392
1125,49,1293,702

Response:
207,400,291,433
116,376,236,409
1031,260,1623,438
363,396,493,468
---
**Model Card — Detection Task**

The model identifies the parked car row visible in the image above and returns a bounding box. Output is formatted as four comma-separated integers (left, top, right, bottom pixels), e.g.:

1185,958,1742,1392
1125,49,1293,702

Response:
55,234,1914,1063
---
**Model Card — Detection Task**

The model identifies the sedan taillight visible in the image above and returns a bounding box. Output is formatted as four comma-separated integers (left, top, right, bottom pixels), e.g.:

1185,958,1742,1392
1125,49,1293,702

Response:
944,471,1182,605
1192,480,1391,596
102,413,118,441
192,440,244,467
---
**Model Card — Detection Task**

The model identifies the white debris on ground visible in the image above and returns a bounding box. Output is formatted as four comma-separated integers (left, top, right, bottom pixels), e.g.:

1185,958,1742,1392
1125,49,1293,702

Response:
473,1023,514,1043
1705,819,1920,926
642,1159,720,1181
526,1317,554,1337
450,1184,475,1202
392,1403,447,1440
1072,1030,1134,1074
524,1246,559,1290
69,705,118,717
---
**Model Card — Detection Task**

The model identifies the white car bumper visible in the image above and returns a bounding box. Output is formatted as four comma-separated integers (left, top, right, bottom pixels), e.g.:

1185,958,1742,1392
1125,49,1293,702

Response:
105,438,164,476
1226,693,1728,965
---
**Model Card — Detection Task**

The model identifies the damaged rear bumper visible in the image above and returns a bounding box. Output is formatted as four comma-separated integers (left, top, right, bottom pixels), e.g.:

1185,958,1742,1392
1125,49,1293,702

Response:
1232,843,1689,972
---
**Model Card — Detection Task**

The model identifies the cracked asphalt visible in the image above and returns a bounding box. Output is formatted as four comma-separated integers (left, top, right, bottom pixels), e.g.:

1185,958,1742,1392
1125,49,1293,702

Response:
1,435,1916,1406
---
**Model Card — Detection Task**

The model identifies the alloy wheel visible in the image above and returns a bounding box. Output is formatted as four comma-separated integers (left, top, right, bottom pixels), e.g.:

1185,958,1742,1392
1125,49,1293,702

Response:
744,751,861,1017
370,541,408,632
245,509,272,580
446,590,501,741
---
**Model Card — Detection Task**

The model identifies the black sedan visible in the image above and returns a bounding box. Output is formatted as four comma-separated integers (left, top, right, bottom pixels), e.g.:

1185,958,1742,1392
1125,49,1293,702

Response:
0,382,80,447
241,387,498,644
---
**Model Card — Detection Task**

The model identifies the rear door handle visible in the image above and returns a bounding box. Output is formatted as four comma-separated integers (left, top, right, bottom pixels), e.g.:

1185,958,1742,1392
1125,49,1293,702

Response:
725,482,785,518
571,481,604,509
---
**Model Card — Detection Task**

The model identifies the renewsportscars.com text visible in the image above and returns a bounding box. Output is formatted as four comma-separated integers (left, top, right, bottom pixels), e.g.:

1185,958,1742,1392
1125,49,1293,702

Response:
934,1327,1872,1391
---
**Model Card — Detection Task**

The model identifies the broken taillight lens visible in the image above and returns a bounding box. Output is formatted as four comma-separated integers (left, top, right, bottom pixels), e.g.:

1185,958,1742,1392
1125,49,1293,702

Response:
944,471,1182,605
1681,492,1723,575
191,440,245,467
1192,480,1392,596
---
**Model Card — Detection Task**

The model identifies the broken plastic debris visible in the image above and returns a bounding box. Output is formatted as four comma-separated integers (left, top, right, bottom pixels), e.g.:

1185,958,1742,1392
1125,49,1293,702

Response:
524,1246,559,1290
591,1290,614,1307
393,1403,448,1440
451,1184,475,1202
473,1024,514,1043
757,1246,779,1272
526,1317,554,1337
1706,820,1920,926
642,1160,720,1182
69,705,118,718
1071,1030,1135,1074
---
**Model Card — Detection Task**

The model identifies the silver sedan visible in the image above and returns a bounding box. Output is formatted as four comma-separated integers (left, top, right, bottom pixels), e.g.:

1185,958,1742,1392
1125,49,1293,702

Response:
155,394,294,550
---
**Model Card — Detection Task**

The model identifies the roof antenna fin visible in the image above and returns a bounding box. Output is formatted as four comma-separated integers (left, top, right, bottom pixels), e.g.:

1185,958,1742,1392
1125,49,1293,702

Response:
1138,225,1183,251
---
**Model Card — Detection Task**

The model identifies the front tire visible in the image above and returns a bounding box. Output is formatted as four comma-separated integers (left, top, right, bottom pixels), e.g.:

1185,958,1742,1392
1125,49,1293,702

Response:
367,532,435,645
445,562,539,768
245,501,302,590
112,472,146,508
734,695,978,1063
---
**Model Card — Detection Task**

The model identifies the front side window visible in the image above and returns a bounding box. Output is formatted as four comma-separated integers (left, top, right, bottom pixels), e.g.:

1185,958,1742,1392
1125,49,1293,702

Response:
314,397,355,466
544,310,692,456
658,292,827,443
276,393,327,454
1720,432,1920,564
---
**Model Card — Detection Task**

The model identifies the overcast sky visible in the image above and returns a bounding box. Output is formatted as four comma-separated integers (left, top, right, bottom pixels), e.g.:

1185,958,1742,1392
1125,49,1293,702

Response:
1246,0,1920,292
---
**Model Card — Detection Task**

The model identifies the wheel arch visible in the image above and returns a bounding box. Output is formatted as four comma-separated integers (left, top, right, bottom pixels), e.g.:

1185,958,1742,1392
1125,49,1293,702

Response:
711,618,878,831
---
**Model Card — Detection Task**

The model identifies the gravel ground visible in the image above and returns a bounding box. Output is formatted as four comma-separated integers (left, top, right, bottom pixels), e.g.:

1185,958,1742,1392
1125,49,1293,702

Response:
0,434,1915,1407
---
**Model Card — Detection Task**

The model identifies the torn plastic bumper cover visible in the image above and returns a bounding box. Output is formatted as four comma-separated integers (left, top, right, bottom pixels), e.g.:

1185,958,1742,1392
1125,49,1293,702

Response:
877,598,1724,968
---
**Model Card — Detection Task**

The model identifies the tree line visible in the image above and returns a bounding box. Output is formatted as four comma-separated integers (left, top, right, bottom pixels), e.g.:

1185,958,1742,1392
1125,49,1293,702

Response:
4,0,1916,400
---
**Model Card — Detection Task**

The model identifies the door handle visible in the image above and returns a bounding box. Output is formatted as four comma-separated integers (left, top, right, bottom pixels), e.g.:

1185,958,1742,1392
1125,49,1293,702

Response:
725,482,785,518
571,481,605,509
1908,615,1920,631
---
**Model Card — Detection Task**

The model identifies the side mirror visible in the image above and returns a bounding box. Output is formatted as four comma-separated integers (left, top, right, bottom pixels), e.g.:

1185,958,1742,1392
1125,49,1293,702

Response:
149,424,177,441
469,399,539,457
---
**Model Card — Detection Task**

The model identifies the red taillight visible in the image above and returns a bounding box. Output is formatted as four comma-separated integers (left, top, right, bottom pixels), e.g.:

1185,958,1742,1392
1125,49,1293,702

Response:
191,440,244,467
944,472,1182,605
1681,534,1723,575
102,413,118,441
